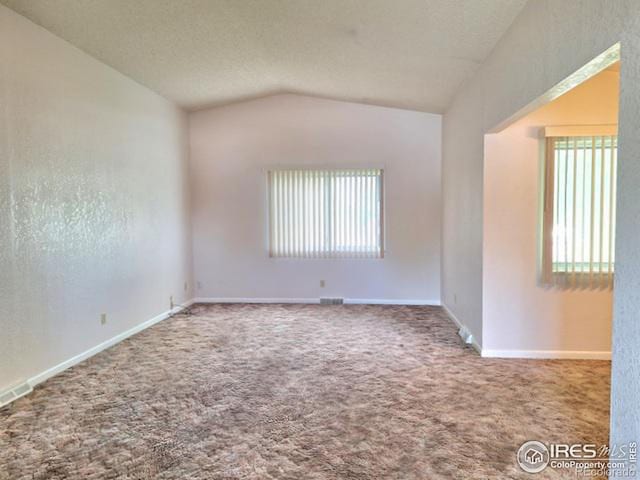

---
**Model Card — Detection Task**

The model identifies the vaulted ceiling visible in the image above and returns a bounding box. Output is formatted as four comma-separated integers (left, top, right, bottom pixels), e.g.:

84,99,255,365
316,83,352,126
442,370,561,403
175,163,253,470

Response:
2,0,527,112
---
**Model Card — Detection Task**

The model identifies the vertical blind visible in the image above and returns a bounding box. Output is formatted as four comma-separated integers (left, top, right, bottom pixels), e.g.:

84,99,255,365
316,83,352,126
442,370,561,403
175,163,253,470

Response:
542,135,617,288
268,169,384,258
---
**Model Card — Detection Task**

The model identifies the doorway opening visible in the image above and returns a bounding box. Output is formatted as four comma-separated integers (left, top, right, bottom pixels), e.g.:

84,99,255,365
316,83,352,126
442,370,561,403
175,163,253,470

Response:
481,45,619,360
480,43,621,460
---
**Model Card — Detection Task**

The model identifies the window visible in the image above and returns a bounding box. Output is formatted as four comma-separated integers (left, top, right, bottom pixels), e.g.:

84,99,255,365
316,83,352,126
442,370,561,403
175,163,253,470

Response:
541,131,617,288
268,169,384,258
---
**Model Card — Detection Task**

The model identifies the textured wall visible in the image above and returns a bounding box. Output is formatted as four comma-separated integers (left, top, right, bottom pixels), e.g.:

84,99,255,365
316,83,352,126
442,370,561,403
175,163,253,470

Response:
441,0,640,454
189,94,441,303
442,80,485,343
0,6,193,392
483,69,618,355
611,9,640,457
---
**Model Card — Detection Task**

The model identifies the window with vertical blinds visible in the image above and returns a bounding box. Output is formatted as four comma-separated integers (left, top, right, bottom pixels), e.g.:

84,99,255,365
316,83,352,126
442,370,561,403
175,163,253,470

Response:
541,133,617,288
268,169,384,258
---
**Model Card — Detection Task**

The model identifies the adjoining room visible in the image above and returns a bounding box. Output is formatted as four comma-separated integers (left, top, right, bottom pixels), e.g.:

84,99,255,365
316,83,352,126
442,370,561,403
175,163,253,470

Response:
483,61,620,359
2,1,640,479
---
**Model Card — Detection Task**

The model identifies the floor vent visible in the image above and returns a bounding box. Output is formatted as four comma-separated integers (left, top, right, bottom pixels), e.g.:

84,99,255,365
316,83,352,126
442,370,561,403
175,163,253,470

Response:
458,327,474,345
0,382,33,408
320,298,344,305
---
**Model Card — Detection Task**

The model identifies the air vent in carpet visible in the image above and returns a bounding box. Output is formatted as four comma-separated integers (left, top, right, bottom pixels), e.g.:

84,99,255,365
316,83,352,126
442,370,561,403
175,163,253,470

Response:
458,327,474,345
0,381,33,407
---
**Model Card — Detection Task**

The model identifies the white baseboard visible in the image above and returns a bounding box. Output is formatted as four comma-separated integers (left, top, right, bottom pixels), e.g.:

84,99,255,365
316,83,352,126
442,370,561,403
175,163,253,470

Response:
193,297,320,304
344,298,441,306
441,304,610,360
26,299,195,389
481,349,611,360
193,297,440,306
442,303,463,329
442,303,482,354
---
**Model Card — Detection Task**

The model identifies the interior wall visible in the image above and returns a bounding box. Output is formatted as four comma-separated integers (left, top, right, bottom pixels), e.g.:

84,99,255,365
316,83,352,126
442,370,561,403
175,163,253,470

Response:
0,6,193,393
189,94,441,303
441,0,640,451
483,68,618,355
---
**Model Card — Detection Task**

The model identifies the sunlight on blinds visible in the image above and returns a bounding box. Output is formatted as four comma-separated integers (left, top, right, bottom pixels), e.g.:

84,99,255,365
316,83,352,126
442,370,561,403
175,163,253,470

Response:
542,136,617,289
268,169,383,258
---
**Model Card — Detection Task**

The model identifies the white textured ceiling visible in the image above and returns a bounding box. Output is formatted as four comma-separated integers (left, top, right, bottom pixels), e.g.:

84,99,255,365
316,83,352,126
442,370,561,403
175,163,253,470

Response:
2,0,527,112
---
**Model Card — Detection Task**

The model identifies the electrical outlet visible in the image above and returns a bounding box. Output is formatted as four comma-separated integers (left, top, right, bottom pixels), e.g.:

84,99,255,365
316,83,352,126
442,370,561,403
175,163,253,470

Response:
184,281,188,292
197,281,202,290
320,280,325,288
170,296,174,309
100,313,107,325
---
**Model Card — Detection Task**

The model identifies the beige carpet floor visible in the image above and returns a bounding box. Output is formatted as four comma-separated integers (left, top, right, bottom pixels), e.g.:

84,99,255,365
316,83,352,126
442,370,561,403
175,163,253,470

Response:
0,304,610,479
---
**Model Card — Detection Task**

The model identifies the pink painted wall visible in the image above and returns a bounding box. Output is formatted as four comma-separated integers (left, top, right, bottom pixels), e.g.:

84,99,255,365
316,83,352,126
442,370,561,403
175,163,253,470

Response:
482,68,619,355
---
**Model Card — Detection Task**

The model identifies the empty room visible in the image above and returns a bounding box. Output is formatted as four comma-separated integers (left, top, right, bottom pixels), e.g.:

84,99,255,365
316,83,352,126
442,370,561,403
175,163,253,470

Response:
1,1,639,479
